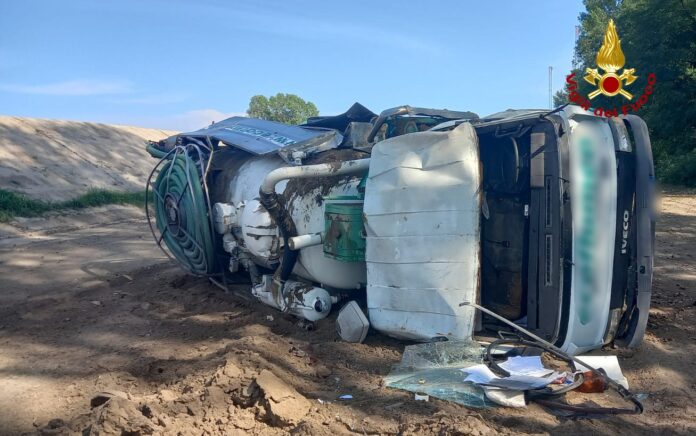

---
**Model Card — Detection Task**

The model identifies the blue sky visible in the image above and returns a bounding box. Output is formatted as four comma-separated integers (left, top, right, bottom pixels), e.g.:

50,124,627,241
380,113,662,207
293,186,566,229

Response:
0,0,584,131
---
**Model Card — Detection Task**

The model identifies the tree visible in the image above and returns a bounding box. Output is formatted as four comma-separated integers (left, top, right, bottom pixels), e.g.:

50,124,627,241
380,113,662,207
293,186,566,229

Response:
573,0,696,184
246,93,319,125
553,88,569,107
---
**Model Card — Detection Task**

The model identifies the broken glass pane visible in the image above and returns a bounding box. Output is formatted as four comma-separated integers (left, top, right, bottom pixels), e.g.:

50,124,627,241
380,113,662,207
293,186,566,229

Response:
384,340,493,408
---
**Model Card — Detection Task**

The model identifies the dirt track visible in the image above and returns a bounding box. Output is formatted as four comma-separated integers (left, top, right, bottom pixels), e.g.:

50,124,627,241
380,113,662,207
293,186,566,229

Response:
0,194,694,435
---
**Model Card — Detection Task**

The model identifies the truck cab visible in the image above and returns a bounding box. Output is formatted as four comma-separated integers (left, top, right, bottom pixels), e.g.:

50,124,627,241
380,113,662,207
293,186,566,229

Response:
369,105,655,353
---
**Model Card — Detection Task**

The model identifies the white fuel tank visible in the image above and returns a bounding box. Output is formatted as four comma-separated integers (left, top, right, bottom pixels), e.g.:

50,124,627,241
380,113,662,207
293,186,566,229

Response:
363,123,481,341
220,151,367,290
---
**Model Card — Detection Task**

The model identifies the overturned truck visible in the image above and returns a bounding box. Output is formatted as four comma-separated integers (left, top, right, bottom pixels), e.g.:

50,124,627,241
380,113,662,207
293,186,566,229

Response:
146,104,655,355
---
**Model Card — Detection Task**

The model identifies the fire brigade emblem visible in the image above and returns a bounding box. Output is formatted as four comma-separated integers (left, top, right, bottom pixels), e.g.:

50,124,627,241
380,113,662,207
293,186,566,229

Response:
584,19,637,100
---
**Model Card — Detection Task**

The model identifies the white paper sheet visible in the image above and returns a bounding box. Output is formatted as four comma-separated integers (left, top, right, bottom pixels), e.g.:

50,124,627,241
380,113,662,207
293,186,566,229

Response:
462,364,498,384
461,363,561,390
498,356,553,377
482,386,526,408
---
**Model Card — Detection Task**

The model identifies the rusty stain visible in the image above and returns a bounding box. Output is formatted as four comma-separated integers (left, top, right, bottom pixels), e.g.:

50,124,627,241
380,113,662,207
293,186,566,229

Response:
284,281,314,307
327,160,343,173
282,149,368,208
253,224,276,230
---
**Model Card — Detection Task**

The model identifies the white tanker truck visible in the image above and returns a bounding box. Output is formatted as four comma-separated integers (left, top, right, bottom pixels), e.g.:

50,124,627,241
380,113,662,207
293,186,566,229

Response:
146,104,654,354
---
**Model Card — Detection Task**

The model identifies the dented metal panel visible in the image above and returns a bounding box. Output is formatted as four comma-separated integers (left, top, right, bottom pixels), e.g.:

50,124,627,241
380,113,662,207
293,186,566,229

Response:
174,117,342,161
363,122,481,341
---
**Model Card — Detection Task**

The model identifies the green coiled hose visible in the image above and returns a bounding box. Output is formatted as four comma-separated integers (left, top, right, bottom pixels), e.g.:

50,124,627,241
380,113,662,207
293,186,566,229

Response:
146,142,218,276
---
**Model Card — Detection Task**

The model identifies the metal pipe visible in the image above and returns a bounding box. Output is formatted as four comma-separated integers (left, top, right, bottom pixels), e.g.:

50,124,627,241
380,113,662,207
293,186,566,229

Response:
260,158,371,195
288,233,323,250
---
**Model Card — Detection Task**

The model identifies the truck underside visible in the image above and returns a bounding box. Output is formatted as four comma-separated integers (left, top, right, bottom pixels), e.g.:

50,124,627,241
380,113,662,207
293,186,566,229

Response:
146,104,654,354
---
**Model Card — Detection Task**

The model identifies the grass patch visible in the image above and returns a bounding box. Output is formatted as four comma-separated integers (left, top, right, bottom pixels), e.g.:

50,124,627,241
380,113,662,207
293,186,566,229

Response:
0,188,148,223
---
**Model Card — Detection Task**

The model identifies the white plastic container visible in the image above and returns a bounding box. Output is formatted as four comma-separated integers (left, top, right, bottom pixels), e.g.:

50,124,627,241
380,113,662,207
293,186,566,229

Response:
363,123,481,341
336,300,370,343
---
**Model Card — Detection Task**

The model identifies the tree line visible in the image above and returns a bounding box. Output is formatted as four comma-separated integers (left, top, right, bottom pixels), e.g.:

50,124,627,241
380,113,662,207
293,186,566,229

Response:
557,0,696,185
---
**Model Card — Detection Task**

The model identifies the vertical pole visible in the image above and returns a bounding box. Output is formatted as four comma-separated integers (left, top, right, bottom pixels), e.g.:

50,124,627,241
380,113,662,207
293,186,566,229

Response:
548,66,553,109
573,25,580,70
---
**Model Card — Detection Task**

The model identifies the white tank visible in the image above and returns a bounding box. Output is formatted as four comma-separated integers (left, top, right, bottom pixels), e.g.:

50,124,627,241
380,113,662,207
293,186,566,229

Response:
220,152,367,290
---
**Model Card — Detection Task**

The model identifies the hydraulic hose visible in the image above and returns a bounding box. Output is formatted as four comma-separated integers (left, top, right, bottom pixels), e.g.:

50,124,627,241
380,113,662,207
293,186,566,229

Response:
485,337,585,398
258,188,299,284
146,142,169,159
146,144,218,276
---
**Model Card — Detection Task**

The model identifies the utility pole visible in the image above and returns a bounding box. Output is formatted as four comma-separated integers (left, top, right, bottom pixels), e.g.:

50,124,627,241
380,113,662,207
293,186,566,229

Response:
572,25,580,70
548,66,553,109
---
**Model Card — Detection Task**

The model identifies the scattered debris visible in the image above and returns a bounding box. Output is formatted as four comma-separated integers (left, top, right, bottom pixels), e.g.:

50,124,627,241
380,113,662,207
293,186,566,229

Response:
459,357,561,408
462,361,562,390
575,355,629,389
577,370,608,393
480,387,526,408
385,338,640,414
385,340,490,408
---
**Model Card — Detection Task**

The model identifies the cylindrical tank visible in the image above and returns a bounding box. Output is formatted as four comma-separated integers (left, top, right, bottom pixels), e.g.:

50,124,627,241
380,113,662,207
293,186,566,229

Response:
214,150,367,290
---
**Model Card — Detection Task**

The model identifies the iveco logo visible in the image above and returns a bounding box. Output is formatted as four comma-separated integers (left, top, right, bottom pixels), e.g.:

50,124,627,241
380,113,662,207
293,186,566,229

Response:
621,210,630,254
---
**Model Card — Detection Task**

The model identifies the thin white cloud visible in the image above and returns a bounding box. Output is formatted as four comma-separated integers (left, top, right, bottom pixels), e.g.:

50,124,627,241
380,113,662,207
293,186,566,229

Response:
110,93,188,105
0,79,132,96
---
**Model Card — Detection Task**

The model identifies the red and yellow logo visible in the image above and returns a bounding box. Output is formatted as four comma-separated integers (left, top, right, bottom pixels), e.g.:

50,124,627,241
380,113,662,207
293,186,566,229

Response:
566,19,655,118
583,19,637,100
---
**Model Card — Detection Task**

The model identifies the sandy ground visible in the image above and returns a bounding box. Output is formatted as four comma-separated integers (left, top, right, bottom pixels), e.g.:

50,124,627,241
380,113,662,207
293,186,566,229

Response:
0,194,694,435
0,116,175,201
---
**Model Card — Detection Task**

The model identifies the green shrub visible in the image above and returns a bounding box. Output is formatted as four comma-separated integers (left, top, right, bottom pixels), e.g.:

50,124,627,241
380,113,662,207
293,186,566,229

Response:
656,150,696,187
0,188,148,222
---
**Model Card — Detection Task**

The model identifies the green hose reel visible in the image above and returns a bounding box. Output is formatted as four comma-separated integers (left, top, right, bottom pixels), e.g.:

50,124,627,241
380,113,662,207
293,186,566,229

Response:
146,143,219,276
